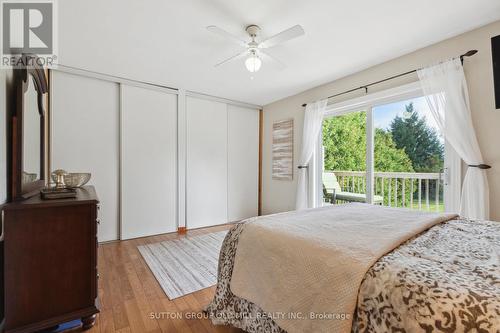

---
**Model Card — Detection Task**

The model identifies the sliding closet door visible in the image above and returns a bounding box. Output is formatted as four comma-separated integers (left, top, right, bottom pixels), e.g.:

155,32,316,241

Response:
228,106,259,221
51,71,120,242
120,85,177,239
186,97,227,229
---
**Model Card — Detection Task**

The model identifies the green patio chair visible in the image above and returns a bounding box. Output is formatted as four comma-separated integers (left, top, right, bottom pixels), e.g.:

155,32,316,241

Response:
323,172,383,205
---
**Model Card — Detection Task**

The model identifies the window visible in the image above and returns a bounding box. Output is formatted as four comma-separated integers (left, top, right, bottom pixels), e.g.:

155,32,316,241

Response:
316,82,459,212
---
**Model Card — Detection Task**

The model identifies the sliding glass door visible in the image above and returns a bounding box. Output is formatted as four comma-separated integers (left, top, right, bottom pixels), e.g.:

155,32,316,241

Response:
317,83,459,212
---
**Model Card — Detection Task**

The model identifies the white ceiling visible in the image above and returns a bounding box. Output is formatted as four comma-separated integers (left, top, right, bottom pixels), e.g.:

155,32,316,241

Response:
58,0,500,106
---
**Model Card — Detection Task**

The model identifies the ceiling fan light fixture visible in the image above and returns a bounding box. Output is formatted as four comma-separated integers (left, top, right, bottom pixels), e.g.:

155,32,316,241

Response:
208,24,304,71
245,53,262,72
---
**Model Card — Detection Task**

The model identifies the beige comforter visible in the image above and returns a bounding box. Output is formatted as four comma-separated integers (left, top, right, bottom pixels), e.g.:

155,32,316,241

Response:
230,204,457,333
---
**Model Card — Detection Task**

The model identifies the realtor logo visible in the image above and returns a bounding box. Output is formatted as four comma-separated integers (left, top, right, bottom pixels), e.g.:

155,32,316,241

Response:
1,0,57,67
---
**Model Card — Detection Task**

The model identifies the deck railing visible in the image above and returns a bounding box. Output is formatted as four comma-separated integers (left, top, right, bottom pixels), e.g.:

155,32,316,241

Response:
326,170,444,212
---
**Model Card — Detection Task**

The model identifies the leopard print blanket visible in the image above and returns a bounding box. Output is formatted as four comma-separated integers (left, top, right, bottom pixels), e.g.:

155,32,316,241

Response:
206,218,500,333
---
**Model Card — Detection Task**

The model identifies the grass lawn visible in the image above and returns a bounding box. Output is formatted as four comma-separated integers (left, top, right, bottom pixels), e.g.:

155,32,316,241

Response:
409,201,444,212
324,199,445,212
380,200,444,212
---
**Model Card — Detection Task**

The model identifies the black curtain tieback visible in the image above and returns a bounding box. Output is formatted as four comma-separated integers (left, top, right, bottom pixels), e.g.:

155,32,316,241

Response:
468,164,491,169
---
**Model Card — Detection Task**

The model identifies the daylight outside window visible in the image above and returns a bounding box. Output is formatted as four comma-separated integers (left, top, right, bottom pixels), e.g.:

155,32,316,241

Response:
321,95,445,212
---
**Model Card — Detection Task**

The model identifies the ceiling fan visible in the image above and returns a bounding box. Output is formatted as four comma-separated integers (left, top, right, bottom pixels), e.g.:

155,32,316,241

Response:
206,24,305,73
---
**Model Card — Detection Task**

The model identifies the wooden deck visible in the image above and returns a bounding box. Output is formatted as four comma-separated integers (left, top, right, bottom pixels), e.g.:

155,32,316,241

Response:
87,224,243,333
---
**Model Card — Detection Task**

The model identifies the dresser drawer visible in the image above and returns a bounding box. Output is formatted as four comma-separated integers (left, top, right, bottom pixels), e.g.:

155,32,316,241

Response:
3,186,100,333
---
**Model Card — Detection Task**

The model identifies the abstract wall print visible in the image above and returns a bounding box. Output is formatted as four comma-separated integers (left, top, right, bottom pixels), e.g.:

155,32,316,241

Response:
272,118,293,180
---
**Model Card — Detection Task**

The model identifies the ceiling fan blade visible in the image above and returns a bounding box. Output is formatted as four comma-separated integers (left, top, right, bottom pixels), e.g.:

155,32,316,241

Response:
206,25,248,47
260,50,286,70
214,50,248,67
259,25,304,49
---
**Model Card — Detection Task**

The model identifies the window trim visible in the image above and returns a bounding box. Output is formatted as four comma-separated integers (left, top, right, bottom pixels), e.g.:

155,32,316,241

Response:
323,81,423,117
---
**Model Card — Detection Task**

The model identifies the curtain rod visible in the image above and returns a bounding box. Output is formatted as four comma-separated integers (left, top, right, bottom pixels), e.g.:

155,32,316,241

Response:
301,50,478,107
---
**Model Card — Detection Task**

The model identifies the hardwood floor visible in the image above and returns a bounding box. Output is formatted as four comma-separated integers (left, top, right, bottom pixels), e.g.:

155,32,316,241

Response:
87,224,244,333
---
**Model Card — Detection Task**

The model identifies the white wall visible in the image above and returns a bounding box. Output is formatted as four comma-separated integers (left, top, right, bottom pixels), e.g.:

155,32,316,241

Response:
0,71,7,204
185,98,260,228
120,85,178,239
51,71,120,242
186,96,228,229
23,81,41,176
228,105,259,221
262,20,500,220
49,67,261,240
0,69,12,204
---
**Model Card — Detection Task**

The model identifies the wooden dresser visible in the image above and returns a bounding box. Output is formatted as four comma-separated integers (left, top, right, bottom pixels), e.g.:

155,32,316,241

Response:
2,186,100,333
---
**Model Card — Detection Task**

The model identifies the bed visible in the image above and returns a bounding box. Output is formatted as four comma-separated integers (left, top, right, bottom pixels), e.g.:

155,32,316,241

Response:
206,204,500,333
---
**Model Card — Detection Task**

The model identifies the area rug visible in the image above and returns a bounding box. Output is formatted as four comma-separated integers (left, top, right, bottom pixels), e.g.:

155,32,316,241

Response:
138,230,228,299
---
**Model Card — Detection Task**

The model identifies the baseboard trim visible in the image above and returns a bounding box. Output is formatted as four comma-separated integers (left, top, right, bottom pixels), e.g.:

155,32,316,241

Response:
177,227,187,234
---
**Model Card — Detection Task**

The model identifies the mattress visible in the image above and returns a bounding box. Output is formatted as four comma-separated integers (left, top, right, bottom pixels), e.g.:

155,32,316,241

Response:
206,214,500,332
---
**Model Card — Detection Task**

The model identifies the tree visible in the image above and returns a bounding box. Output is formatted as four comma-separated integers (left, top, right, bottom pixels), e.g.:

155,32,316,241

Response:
390,103,444,172
323,112,413,173
323,112,366,171
374,128,414,172
323,112,414,206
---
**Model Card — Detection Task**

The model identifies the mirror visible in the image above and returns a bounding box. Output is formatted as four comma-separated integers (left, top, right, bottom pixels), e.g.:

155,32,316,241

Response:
22,76,41,186
8,55,48,200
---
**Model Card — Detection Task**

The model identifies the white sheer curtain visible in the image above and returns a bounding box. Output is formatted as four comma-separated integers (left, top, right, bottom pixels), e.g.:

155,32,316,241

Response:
295,99,328,210
417,58,489,220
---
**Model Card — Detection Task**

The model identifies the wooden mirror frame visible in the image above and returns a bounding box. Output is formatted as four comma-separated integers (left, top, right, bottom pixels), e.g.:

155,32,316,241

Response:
8,55,48,200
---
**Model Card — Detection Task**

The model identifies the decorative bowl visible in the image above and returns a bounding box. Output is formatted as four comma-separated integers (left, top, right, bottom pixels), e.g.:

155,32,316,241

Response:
51,172,91,188
64,173,91,188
